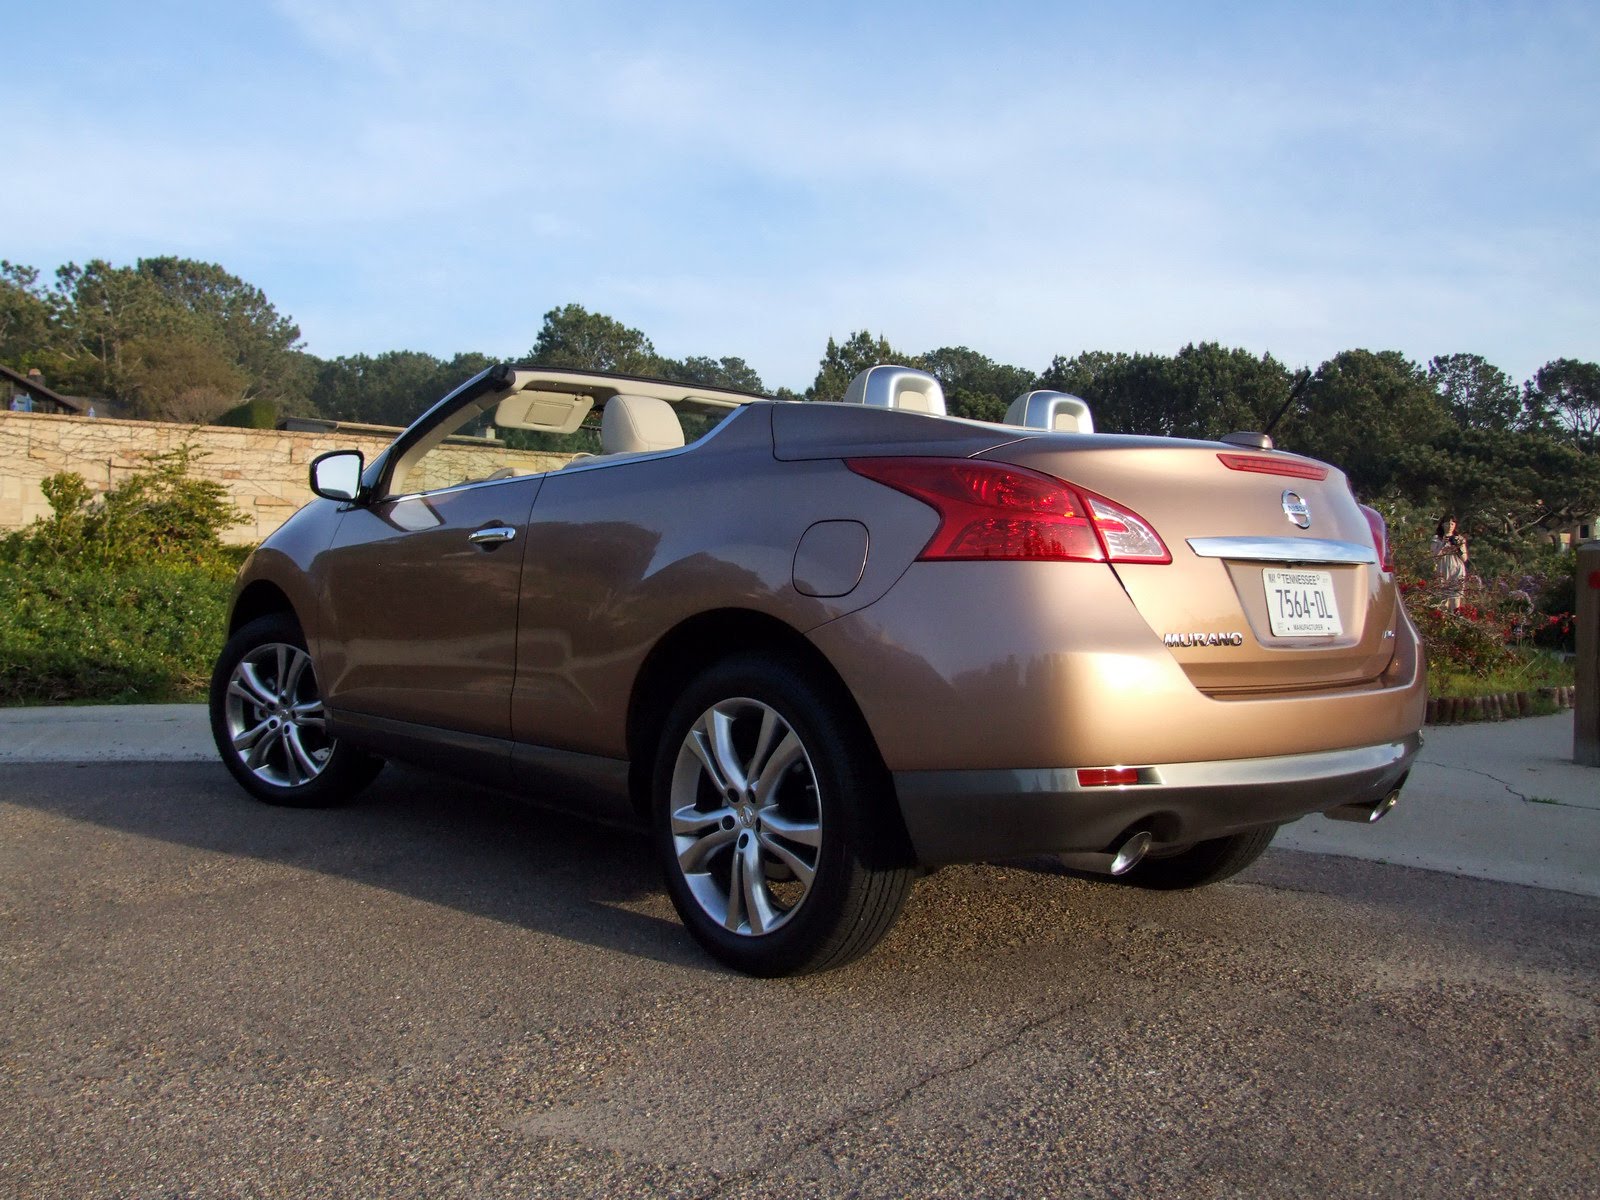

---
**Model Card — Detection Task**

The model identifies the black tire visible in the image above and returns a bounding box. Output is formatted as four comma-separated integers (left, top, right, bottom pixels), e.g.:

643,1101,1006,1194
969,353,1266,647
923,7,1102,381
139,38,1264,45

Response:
652,654,916,977
1114,825,1278,890
209,614,382,808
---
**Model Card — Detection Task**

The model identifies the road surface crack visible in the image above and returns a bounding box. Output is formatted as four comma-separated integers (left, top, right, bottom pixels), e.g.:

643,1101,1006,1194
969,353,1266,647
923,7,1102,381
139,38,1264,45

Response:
691,999,1084,1198
1420,761,1580,809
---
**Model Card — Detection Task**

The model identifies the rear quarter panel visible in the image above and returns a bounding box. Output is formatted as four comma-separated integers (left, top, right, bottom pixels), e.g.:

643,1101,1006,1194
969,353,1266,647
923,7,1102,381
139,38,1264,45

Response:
509,404,944,757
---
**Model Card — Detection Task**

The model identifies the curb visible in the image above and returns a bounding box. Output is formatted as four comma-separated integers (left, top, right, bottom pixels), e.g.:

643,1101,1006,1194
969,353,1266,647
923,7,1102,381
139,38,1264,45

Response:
1425,687,1575,726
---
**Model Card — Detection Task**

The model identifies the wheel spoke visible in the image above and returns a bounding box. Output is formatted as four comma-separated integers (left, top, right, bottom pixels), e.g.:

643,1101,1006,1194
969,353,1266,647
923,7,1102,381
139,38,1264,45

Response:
708,705,752,793
246,722,285,770
750,730,803,805
671,802,734,836
231,663,277,708
723,846,748,932
758,831,817,887
290,699,326,730
676,823,738,874
747,706,781,782
231,717,273,753
284,725,321,781
687,721,734,795
741,841,777,935
274,644,291,696
758,808,822,848
281,648,310,701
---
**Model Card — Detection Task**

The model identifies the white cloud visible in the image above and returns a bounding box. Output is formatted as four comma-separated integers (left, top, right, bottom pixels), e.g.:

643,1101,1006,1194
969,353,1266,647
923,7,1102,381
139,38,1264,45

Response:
1,1,1594,390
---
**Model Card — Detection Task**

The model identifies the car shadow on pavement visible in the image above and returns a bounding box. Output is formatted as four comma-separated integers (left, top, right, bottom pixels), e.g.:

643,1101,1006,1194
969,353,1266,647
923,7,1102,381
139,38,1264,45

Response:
5,759,1596,984
3,759,711,972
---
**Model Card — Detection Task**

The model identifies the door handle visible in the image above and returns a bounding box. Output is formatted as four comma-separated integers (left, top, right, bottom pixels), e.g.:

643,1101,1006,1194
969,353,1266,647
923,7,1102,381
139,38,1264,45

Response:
468,525,517,547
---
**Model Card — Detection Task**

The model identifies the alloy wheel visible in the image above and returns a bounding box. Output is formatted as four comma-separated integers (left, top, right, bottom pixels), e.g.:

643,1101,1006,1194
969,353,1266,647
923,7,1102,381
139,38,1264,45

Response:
668,697,823,936
222,642,333,788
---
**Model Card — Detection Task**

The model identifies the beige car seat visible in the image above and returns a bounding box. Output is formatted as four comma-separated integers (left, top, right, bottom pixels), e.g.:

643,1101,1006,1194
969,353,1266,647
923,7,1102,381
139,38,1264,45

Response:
601,395,685,456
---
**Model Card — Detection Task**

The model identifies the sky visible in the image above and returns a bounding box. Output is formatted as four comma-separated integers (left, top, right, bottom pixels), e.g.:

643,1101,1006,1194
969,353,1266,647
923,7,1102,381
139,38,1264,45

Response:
4,1,1597,392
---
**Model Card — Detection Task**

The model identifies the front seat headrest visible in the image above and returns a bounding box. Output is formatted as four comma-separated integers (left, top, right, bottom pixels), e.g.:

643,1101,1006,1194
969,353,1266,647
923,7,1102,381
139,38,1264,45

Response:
601,395,685,455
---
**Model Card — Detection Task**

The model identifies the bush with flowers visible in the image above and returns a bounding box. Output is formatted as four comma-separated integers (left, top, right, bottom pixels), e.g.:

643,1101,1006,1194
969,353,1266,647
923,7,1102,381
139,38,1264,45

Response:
1398,570,1575,700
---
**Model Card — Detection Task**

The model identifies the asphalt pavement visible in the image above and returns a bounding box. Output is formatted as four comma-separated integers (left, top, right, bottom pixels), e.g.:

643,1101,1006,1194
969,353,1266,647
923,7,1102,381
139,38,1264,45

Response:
1,758,1596,1198
3,702,1595,897
2,704,1596,1197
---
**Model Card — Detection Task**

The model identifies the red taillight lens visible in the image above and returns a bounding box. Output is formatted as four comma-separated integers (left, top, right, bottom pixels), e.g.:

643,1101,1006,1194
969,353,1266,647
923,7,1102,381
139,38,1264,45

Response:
1359,504,1392,573
1076,767,1141,787
1217,453,1329,481
845,457,1170,564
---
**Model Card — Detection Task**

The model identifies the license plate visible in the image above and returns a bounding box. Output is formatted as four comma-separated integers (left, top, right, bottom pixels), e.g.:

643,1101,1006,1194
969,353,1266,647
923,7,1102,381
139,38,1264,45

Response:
1263,568,1342,637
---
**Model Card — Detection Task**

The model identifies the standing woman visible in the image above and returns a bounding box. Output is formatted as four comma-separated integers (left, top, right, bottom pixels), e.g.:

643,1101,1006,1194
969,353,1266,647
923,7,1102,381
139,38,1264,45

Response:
1432,516,1469,611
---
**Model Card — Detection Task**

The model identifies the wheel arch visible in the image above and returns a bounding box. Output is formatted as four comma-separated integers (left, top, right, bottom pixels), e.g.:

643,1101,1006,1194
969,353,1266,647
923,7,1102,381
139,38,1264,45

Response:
624,608,913,864
229,580,299,637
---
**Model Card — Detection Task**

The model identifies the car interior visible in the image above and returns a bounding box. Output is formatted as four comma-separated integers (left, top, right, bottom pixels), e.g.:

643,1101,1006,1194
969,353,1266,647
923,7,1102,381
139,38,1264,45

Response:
380,364,1099,499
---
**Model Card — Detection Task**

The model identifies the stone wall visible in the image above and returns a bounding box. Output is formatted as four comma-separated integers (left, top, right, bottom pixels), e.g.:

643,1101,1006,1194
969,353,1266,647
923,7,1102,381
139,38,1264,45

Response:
0,411,568,544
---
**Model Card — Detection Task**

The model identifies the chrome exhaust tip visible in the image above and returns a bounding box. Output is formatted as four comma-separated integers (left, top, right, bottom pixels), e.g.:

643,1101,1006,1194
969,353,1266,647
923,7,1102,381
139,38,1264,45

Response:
1326,791,1400,824
1059,830,1154,876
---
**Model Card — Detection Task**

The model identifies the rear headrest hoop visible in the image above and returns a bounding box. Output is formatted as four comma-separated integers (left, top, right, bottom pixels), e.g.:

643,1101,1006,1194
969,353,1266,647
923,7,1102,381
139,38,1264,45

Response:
1005,390,1095,434
840,365,947,415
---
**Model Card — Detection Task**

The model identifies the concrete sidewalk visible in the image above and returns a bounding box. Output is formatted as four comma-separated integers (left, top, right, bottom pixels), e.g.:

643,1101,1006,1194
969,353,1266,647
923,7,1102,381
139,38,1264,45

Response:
0,703,214,763
1276,714,1598,898
2,703,1596,898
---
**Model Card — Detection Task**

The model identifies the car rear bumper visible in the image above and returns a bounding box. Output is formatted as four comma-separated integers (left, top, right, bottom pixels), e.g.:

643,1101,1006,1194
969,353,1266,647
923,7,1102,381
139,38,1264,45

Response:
893,733,1420,865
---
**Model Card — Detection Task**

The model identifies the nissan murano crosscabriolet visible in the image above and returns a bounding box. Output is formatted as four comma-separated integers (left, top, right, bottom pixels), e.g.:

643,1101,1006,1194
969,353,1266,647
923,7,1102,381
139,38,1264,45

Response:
211,363,1424,975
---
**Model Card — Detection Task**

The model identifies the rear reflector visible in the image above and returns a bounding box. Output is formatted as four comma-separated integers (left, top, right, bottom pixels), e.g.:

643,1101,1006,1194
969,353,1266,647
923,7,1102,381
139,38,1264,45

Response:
1217,453,1329,481
1076,767,1141,787
845,457,1170,564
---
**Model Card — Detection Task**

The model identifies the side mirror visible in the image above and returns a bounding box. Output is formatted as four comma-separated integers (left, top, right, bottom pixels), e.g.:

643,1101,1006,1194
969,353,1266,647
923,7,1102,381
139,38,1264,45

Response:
309,450,364,502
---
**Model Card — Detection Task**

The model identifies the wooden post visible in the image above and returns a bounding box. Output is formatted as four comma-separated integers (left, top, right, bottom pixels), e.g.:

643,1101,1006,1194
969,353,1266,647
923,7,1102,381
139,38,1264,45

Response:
1576,541,1600,767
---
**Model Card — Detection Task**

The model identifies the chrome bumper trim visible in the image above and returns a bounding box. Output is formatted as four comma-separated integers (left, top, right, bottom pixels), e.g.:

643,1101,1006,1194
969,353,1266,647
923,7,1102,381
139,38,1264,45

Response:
1186,536,1377,565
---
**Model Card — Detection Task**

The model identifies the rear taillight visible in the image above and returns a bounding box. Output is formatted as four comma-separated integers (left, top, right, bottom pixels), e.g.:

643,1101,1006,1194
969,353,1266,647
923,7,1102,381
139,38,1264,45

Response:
1359,504,1392,573
845,457,1170,564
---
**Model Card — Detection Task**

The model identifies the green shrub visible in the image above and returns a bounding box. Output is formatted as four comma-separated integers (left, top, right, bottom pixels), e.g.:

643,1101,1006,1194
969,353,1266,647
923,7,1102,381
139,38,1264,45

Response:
2,441,245,569
0,442,246,704
214,397,279,429
0,560,233,704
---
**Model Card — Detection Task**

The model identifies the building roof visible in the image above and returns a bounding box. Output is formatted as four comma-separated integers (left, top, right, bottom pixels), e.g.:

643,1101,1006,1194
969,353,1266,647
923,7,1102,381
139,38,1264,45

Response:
1,364,93,415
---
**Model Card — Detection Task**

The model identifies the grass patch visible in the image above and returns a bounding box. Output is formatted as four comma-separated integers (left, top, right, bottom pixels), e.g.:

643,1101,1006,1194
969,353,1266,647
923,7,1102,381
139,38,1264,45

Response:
1428,649,1573,700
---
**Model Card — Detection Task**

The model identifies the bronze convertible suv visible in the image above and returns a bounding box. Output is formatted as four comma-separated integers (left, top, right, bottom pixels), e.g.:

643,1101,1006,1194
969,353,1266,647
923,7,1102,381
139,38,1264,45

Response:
211,363,1425,975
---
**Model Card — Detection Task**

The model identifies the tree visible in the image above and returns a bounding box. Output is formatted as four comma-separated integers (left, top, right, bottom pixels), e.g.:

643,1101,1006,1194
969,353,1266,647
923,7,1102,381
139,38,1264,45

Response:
134,257,307,408
1285,350,1450,495
658,354,765,393
527,304,658,375
806,331,914,402
920,346,1035,421
45,259,172,400
1525,358,1600,453
310,351,435,426
1396,427,1600,565
1167,343,1294,440
305,350,496,426
0,262,62,369
2,257,310,416
1428,353,1523,432
1040,345,1292,440
122,332,247,423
